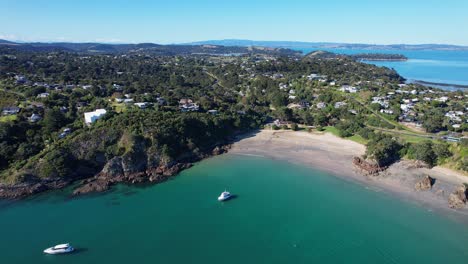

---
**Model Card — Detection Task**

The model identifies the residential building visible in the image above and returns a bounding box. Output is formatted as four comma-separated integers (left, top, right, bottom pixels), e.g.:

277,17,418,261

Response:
84,109,107,125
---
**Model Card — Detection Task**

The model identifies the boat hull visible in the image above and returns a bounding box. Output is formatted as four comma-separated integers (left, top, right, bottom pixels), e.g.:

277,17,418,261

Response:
218,195,232,201
43,247,74,255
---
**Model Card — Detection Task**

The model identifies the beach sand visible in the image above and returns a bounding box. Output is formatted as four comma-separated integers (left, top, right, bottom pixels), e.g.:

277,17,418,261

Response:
229,129,468,219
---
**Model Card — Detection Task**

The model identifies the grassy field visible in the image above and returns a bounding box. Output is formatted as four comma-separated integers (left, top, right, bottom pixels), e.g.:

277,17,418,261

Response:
0,115,18,123
323,126,368,145
323,126,340,136
111,102,127,113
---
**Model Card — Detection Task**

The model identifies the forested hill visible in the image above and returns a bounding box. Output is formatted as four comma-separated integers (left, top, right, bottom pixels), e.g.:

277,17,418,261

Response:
0,40,301,56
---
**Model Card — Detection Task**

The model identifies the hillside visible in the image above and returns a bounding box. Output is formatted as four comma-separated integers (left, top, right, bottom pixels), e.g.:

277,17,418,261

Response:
0,47,465,198
0,40,301,56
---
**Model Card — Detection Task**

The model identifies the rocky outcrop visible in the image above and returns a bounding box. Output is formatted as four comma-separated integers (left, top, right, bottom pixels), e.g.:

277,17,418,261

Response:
0,143,230,199
448,185,467,209
212,145,230,155
72,161,193,196
70,144,228,196
414,175,435,191
352,157,385,175
0,179,69,199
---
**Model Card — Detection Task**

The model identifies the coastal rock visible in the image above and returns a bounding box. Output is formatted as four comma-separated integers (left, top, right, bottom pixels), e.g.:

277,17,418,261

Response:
212,145,230,156
72,161,193,196
3,141,231,198
414,175,434,191
448,185,467,209
352,157,385,175
0,178,72,199
404,160,430,170
99,157,124,178
72,180,111,196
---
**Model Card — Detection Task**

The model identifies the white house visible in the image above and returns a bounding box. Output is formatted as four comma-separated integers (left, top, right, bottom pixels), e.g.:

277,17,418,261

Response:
380,109,394,115
134,102,150,109
334,102,347,109
84,109,107,125
339,85,358,93
317,102,327,109
437,96,449,103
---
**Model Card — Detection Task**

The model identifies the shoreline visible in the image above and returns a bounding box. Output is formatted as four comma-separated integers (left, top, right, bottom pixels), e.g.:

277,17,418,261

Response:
228,129,468,220
408,79,468,89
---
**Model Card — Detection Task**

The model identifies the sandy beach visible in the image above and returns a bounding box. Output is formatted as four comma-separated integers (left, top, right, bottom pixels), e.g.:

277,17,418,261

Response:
229,129,468,218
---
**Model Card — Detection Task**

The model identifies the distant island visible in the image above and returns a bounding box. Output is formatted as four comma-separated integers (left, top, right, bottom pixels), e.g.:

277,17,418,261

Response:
350,53,408,61
185,39,468,51
304,50,408,61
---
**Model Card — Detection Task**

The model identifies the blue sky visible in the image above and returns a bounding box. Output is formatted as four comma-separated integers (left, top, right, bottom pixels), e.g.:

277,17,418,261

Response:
1,0,468,45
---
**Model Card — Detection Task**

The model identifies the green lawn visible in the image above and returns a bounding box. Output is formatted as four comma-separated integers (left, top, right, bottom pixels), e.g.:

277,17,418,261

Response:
323,126,368,145
348,134,368,145
323,126,340,136
111,102,127,113
0,115,17,123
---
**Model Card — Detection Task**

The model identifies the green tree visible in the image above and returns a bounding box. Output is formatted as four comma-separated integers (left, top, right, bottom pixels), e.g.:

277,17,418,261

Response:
408,141,437,166
366,134,402,166
43,108,67,134
269,92,288,108
423,109,445,133
432,143,452,163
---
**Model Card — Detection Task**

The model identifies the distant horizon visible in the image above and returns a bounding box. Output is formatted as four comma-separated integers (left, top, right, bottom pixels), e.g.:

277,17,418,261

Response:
2,0,468,46
2,38,468,48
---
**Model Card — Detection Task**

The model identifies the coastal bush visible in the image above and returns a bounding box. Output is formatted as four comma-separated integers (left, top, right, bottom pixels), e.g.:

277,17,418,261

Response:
367,116,395,129
432,143,452,163
290,123,299,131
357,127,375,140
366,133,402,166
407,141,437,166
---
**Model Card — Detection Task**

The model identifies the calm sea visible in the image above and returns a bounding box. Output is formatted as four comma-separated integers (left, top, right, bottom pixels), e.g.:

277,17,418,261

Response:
1,155,467,263
298,48,468,89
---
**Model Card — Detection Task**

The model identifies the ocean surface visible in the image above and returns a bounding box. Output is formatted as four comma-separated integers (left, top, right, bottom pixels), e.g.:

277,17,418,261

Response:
1,154,467,264
298,48,468,89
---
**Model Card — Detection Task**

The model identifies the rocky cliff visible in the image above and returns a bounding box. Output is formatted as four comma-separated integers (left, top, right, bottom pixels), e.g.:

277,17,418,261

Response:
0,119,233,199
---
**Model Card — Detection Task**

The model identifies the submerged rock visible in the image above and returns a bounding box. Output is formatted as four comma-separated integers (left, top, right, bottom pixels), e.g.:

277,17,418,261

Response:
448,185,467,209
72,180,110,196
414,175,434,191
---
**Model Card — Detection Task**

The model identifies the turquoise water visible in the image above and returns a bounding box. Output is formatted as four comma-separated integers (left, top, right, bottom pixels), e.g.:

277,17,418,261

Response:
1,155,468,263
299,48,468,89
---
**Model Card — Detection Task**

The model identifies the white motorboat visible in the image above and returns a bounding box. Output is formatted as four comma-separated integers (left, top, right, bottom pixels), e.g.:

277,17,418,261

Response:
43,243,74,255
218,190,232,201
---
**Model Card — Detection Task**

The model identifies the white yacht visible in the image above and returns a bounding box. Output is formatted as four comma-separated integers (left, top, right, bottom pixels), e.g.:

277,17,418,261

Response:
43,243,74,255
218,190,232,201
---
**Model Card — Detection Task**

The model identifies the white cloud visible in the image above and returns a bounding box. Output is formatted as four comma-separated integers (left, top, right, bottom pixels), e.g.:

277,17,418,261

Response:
0,34,20,41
